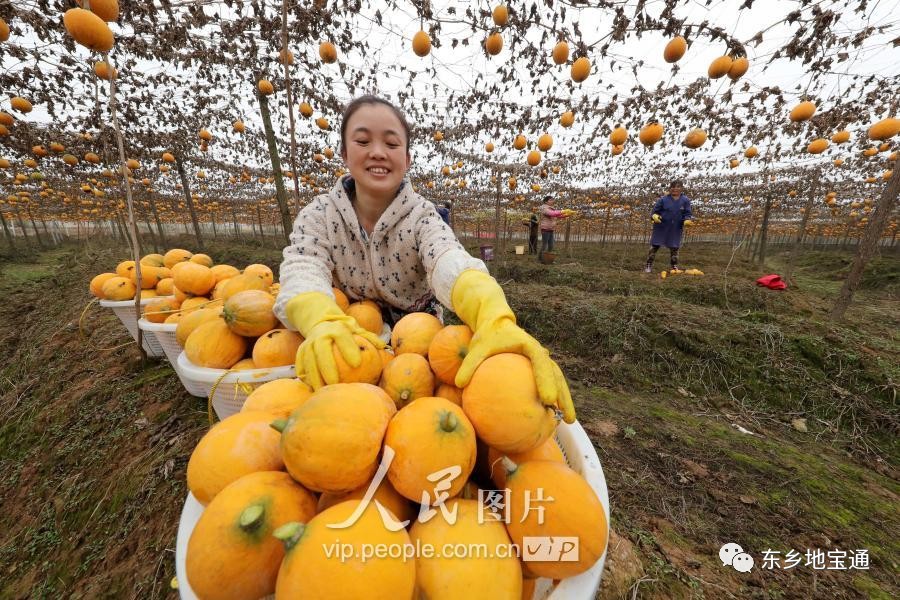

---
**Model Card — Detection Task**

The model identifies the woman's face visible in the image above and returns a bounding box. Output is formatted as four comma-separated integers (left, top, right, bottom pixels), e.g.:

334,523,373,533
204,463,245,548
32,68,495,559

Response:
342,103,411,198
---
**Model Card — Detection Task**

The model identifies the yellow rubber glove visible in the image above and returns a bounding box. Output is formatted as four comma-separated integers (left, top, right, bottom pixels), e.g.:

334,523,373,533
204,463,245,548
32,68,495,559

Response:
286,291,385,389
652,213,662,224
451,270,575,423
684,219,694,226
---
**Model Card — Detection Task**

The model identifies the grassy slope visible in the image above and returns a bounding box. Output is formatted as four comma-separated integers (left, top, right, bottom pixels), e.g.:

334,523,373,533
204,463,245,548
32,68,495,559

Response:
0,235,897,599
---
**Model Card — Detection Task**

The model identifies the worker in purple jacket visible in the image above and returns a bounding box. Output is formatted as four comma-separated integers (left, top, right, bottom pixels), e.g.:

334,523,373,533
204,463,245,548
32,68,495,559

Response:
644,180,693,272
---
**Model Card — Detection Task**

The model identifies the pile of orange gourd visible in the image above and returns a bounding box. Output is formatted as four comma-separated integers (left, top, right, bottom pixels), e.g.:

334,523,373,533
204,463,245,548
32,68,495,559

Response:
181,313,609,599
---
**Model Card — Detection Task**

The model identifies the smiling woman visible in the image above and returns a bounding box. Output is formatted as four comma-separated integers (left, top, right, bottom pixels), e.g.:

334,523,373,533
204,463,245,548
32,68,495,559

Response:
271,94,576,424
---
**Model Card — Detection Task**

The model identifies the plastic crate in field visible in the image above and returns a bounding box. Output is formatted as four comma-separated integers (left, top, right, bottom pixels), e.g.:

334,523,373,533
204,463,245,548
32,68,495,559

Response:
138,320,207,397
174,421,609,600
99,297,171,357
176,352,296,419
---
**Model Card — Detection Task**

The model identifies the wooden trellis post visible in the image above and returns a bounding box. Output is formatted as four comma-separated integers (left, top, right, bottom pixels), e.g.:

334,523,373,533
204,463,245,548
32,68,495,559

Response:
256,91,291,246
174,155,204,250
831,158,900,319
1,209,15,253
280,0,303,211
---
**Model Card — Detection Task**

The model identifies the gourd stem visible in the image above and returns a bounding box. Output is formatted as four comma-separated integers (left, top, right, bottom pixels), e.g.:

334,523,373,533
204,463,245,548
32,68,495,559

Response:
440,411,458,432
273,521,305,551
270,418,288,432
501,456,518,477
239,504,265,532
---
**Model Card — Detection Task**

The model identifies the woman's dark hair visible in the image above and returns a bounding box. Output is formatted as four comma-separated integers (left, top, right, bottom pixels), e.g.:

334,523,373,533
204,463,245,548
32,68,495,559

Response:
669,180,684,188
340,95,411,154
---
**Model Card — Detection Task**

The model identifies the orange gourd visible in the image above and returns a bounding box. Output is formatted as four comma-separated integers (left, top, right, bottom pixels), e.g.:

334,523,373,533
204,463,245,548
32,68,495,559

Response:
173,262,216,296
77,0,119,21
231,358,256,370
189,253,213,267
244,263,274,286
140,253,165,267
385,397,477,502
390,312,443,356
273,501,415,599
503,459,608,579
461,353,557,454
155,277,175,296
380,353,434,409
316,476,413,524
185,320,247,368
220,272,269,300
210,264,240,283
242,378,313,418
163,248,193,268
101,276,136,300
346,301,383,334
333,335,383,384
223,290,277,337
434,383,463,406
409,499,522,600
427,324,472,384
707,55,732,78
253,329,303,368
487,436,565,487
319,41,338,63
63,8,114,52
663,36,686,63
186,471,316,600
186,411,283,505
570,56,590,82
275,383,396,493
89,272,117,298
144,297,181,324
639,122,664,146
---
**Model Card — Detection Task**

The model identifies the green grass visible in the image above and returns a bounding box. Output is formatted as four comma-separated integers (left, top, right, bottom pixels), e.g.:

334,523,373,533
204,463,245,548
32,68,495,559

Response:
0,235,897,599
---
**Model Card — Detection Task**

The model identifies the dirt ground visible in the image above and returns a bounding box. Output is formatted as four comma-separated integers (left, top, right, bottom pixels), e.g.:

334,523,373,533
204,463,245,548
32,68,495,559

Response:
0,235,897,599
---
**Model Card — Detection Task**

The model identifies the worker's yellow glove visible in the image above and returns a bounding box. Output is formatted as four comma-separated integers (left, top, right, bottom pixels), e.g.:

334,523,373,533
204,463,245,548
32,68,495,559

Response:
652,213,662,224
684,219,694,226
451,270,575,423
286,291,385,389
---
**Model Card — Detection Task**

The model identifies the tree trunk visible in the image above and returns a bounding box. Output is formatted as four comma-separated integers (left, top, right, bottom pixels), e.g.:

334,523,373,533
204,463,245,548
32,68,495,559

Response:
756,196,772,264
149,195,167,247
784,178,817,284
26,206,45,249
1,209,15,253
256,92,291,245
280,0,303,211
830,161,899,319
174,155,204,250
493,175,501,250
601,205,611,247
231,198,240,239
103,49,147,359
564,217,572,257
256,204,265,242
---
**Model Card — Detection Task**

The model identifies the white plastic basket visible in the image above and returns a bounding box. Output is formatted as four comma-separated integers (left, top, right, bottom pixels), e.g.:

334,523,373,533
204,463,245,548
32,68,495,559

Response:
174,421,609,600
99,297,172,357
176,352,295,420
138,320,207,397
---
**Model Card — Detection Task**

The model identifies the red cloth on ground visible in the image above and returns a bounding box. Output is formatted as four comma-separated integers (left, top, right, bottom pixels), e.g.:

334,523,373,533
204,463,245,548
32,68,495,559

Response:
756,274,787,290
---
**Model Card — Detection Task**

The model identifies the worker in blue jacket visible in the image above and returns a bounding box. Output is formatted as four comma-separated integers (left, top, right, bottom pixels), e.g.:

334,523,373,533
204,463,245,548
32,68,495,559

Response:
644,180,693,272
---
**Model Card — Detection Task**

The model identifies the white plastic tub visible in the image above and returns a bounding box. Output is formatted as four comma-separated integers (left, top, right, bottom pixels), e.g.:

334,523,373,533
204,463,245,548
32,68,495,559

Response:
99,297,171,357
174,421,610,600
176,352,295,419
138,320,207,397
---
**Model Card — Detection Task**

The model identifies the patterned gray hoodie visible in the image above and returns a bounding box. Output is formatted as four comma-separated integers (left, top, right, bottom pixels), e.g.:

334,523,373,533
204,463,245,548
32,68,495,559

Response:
274,175,487,328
